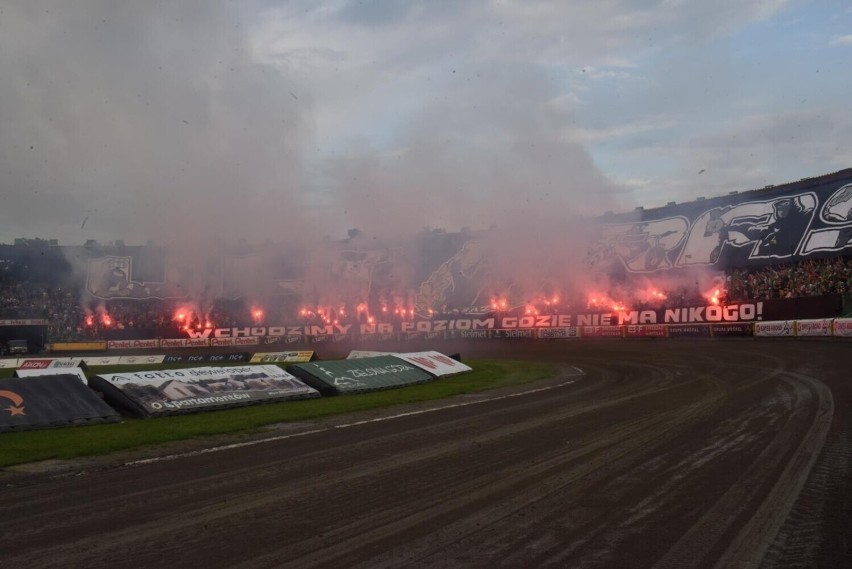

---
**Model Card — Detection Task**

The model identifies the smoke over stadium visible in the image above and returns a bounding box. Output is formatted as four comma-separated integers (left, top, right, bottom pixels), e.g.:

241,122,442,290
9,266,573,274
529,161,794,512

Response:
0,1,630,323
2,2,851,342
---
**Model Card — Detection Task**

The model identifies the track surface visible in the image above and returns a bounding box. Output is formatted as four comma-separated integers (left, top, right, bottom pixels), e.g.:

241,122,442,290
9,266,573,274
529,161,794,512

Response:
1,340,850,568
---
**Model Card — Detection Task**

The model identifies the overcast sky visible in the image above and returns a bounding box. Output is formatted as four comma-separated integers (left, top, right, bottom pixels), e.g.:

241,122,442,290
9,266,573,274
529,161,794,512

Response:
1,0,850,246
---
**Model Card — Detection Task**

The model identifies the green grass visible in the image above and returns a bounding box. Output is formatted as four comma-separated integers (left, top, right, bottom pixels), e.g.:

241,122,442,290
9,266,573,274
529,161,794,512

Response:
0,359,555,467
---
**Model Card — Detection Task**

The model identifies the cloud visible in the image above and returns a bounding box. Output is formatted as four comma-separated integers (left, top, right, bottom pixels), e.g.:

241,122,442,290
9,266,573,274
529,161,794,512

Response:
830,34,852,45
0,0,830,251
617,108,852,208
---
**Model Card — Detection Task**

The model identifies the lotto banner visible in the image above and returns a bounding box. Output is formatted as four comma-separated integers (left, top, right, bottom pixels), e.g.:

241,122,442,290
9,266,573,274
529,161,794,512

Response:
89,365,320,417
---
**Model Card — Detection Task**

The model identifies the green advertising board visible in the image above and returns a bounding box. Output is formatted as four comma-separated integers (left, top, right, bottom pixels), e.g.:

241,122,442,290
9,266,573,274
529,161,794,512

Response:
288,355,433,396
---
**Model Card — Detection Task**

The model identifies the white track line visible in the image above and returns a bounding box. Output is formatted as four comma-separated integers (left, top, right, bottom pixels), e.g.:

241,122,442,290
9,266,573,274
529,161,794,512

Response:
124,375,581,467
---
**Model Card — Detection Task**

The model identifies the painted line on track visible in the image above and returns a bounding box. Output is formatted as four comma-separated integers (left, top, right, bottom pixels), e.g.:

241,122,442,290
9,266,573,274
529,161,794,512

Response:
124,373,582,468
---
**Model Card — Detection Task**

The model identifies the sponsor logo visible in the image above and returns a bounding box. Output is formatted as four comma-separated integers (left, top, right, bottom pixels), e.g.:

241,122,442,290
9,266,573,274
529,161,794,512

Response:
459,330,488,338
833,319,852,337
108,339,160,350
0,390,25,416
755,321,794,336
538,328,577,339
18,360,51,369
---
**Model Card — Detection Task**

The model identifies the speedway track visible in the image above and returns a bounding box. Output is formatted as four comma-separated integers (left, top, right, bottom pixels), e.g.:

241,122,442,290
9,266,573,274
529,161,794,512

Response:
1,340,850,568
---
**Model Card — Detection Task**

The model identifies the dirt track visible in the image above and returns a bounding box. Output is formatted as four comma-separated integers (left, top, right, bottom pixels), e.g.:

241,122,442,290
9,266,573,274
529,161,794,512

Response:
1,339,850,568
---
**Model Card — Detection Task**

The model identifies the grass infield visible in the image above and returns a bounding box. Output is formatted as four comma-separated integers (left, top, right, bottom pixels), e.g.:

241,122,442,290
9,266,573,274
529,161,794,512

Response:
0,359,555,468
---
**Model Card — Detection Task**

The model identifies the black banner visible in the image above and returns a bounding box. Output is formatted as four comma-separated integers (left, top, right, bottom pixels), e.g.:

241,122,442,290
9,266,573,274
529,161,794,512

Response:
589,169,852,273
179,295,844,341
0,375,120,432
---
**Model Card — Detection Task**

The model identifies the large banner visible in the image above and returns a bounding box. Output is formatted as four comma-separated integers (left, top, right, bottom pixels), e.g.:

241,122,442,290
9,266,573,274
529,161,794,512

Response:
181,296,841,340
589,170,852,273
89,365,320,417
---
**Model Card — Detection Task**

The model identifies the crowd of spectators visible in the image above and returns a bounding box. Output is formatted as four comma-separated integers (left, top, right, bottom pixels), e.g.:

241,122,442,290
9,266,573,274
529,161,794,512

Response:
1,256,850,344
1,280,82,341
727,257,852,300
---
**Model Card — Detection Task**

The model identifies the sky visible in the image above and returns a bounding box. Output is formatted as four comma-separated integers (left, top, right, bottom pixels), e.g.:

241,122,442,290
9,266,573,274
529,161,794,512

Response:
0,0,850,246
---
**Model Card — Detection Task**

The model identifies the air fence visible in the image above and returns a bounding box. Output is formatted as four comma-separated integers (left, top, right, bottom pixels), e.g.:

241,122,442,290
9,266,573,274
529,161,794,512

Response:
0,352,471,432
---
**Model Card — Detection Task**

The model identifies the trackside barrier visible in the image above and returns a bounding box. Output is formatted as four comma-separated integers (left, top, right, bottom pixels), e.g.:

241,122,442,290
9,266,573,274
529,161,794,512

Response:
46,317,852,357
